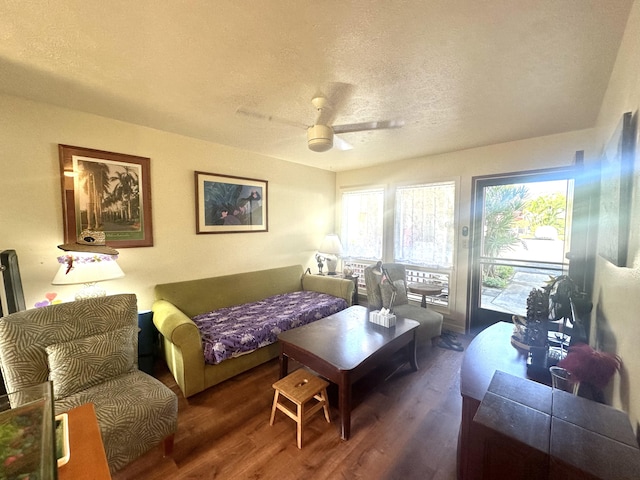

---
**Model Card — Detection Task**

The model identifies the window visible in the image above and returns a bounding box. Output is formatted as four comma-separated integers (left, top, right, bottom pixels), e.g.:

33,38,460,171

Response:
341,183,455,311
340,188,384,260
394,182,455,268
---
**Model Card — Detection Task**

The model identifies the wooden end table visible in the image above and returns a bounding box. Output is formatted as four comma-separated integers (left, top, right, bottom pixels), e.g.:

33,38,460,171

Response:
58,403,111,480
277,305,419,440
407,282,443,308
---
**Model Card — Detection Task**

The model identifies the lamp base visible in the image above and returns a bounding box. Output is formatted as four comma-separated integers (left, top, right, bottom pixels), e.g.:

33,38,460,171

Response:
325,256,338,275
74,283,107,301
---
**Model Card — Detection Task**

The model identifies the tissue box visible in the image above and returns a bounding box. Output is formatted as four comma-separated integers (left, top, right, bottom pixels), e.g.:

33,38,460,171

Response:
369,310,397,328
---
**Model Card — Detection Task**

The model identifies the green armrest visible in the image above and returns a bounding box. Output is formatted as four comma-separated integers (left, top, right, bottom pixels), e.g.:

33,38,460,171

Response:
152,299,206,397
302,274,354,305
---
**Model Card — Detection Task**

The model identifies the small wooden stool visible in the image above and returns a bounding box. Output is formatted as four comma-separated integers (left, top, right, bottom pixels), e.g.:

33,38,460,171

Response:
269,369,331,448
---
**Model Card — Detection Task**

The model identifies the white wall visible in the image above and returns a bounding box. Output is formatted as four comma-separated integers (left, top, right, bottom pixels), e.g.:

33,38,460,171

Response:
0,93,337,310
336,129,596,331
590,0,640,430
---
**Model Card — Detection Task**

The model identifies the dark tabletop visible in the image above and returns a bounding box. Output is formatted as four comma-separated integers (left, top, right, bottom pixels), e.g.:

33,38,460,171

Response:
277,305,419,371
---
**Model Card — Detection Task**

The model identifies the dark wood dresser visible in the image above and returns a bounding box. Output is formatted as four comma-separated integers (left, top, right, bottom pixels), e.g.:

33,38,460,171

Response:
459,321,640,480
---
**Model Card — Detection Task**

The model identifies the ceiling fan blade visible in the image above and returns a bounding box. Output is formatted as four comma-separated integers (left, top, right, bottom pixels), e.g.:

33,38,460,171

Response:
333,134,353,151
332,119,405,135
236,107,307,130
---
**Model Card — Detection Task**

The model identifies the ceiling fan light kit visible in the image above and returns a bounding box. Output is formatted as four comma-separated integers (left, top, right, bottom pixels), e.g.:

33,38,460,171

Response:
237,94,404,153
307,124,333,152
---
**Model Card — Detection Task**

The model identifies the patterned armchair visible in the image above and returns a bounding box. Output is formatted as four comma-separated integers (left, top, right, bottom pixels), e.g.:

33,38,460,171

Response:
364,263,443,346
0,294,178,473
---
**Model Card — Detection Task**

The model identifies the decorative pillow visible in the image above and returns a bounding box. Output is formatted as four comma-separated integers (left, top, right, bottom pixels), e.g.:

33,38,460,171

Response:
46,325,137,399
380,280,408,308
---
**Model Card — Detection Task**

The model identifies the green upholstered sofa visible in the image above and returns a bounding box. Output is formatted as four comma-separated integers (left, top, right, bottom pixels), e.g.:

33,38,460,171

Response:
152,265,354,398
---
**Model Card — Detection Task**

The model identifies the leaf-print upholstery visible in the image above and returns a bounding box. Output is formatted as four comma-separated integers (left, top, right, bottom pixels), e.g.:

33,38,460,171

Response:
46,325,137,399
0,294,178,473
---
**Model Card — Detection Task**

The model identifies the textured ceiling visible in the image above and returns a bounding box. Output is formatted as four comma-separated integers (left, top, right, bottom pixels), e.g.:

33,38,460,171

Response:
0,1,633,171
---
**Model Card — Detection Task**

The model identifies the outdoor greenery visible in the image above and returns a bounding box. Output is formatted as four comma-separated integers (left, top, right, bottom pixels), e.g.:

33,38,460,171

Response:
482,265,514,288
482,185,529,281
482,184,568,288
523,193,567,239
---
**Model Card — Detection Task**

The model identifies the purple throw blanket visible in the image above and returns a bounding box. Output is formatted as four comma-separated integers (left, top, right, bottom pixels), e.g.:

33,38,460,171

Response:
192,290,347,365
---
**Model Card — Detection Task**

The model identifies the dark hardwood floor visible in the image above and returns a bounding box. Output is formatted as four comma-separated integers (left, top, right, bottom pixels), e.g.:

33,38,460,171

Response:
114,335,470,480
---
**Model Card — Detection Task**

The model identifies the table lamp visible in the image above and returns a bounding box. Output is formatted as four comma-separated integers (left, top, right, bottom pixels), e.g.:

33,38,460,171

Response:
52,230,125,300
319,234,343,275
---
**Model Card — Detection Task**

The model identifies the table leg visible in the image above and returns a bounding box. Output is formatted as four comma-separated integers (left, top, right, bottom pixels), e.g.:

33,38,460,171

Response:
279,353,289,379
339,372,351,440
408,332,419,371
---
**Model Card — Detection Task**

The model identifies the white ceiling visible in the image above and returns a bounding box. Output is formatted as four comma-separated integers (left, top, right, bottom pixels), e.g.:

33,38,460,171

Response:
0,1,633,171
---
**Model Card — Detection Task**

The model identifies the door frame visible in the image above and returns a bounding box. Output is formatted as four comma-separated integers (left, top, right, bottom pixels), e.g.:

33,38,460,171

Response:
467,165,582,333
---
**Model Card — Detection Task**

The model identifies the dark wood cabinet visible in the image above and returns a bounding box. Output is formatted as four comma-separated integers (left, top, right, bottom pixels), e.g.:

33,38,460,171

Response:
459,322,640,480
459,322,529,479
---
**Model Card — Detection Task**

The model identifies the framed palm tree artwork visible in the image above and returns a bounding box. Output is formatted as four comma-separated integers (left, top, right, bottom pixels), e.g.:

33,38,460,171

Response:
58,145,153,248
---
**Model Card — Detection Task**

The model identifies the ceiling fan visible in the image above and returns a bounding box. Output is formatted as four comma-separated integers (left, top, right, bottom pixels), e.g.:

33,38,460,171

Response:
237,95,404,153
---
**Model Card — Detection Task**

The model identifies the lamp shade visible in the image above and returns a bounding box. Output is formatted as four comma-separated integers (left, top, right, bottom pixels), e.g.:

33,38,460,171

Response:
52,252,124,285
319,234,343,255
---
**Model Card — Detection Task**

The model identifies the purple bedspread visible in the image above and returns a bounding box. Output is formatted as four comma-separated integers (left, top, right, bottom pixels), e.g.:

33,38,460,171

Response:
192,290,347,365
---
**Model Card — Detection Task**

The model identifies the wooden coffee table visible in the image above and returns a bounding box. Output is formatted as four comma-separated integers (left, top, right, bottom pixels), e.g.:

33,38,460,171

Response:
277,305,419,440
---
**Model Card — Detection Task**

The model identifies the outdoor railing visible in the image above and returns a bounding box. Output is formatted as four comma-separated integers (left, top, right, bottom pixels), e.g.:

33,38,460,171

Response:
345,261,450,308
